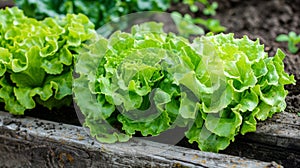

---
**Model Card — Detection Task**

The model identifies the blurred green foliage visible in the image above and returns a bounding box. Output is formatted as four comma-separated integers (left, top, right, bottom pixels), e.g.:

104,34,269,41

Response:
15,0,172,28
15,0,225,33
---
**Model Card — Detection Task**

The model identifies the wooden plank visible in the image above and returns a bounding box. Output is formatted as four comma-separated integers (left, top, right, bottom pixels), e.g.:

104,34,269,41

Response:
154,111,300,167
246,112,300,150
0,111,280,168
221,112,300,168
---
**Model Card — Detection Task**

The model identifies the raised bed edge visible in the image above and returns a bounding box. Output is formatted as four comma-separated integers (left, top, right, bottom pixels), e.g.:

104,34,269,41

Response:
0,111,281,168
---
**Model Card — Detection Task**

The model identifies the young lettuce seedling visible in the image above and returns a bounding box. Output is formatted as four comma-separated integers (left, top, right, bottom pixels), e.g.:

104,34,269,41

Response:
276,31,300,54
181,0,218,15
171,12,226,35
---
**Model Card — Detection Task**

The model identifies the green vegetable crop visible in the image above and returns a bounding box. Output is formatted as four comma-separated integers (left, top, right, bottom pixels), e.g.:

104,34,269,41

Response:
0,7,96,115
180,0,218,15
15,0,172,29
276,31,300,54
15,0,226,34
74,22,295,152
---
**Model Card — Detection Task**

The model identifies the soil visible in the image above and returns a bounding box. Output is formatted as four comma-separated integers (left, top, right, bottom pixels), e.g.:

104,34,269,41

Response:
0,0,13,8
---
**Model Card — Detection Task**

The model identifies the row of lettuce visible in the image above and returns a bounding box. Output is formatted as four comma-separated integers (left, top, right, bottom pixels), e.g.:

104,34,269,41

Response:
0,7,295,152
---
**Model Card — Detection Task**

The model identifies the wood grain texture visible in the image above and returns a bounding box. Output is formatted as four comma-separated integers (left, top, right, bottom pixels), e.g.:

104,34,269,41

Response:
246,111,300,149
0,111,281,168
219,112,300,168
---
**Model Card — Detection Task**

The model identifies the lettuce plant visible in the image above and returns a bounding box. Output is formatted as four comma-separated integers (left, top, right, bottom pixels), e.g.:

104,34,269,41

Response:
0,7,96,115
276,31,300,54
74,22,295,152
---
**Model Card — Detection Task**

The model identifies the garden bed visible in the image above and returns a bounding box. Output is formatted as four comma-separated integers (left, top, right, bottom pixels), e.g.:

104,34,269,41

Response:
0,0,299,167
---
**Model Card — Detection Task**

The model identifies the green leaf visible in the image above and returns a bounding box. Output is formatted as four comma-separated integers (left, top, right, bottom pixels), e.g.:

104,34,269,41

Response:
14,87,36,109
276,34,289,42
41,57,63,75
254,84,287,107
40,39,59,57
265,59,279,85
240,108,259,134
0,77,26,115
85,118,131,143
11,46,46,87
255,102,272,121
171,12,204,37
118,111,171,136
205,109,242,138
179,92,199,119
252,59,268,78
45,71,73,100
233,88,259,112
0,48,11,76
273,49,296,85
288,41,299,54
186,116,231,152
226,54,257,92
137,0,153,10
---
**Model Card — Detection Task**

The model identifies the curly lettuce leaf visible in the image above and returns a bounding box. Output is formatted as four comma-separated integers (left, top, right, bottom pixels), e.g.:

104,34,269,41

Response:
0,7,96,115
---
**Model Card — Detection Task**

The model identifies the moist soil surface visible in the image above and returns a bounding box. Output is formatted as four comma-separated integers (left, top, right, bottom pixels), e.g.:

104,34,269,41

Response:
0,0,299,167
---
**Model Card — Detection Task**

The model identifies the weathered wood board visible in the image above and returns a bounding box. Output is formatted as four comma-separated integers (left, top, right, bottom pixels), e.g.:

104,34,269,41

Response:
0,111,281,168
221,112,300,168
249,112,300,149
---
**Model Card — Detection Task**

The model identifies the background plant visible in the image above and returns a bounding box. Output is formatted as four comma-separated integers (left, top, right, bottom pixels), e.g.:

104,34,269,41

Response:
276,31,300,54
15,0,172,29
181,0,218,15
15,0,226,33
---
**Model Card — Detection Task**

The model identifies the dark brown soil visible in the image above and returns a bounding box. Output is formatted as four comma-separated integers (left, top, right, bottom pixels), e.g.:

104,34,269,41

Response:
0,0,13,8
